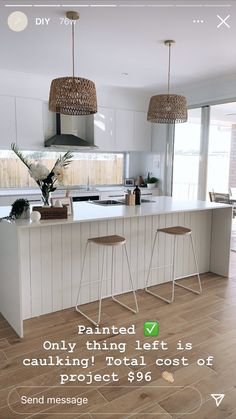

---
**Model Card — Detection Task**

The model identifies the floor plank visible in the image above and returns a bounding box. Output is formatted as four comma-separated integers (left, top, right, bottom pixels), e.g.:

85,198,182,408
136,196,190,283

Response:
1,253,236,418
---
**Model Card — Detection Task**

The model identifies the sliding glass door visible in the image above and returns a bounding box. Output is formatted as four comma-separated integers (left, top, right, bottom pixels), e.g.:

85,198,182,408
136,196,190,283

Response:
172,102,235,201
207,103,234,195
172,108,201,200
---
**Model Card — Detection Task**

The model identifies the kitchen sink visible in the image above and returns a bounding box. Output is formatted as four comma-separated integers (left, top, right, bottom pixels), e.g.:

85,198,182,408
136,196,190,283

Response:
91,199,125,206
90,198,156,206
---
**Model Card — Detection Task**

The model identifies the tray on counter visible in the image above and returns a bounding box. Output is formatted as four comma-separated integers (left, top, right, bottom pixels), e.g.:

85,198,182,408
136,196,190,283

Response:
32,206,68,219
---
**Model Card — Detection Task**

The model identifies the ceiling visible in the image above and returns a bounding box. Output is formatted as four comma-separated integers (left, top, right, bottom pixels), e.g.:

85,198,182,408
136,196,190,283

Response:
189,102,236,124
210,102,236,124
0,0,235,93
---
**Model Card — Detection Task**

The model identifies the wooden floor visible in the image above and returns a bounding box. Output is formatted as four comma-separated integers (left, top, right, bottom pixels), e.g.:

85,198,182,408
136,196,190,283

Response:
1,254,236,419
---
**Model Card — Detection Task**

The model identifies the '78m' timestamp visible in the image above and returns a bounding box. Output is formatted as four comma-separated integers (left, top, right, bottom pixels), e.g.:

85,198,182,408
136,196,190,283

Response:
60,18,76,25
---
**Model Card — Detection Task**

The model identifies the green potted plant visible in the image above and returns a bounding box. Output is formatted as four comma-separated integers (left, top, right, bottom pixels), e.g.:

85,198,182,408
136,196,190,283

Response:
0,199,30,221
11,143,73,206
145,173,158,189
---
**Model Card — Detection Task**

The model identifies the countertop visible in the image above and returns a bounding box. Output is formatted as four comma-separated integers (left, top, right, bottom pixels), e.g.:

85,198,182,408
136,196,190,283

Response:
0,186,160,197
0,188,99,197
0,197,231,229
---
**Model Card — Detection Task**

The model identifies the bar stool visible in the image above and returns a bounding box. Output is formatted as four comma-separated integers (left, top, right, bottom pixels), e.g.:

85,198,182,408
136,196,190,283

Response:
75,235,139,325
145,226,202,304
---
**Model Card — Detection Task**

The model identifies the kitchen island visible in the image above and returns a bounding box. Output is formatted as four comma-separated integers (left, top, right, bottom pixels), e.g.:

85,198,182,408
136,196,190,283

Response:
0,197,232,337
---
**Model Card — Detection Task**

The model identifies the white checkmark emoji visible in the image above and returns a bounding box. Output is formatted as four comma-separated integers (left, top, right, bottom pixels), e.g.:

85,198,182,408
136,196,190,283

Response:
146,323,156,334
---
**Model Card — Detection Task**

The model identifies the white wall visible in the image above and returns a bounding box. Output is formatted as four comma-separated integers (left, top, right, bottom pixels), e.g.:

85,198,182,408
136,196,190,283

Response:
129,151,161,179
1,68,236,119
4,69,235,194
179,73,236,107
114,73,236,194
128,124,167,193
0,69,160,186
0,69,150,110
0,69,51,100
97,85,149,112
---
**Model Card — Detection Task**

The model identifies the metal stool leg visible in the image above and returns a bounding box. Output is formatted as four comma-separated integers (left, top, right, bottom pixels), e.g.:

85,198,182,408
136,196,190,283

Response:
174,233,202,295
97,246,106,324
75,241,89,309
111,246,115,297
112,243,139,313
145,230,158,289
75,243,106,326
170,235,177,303
145,232,176,303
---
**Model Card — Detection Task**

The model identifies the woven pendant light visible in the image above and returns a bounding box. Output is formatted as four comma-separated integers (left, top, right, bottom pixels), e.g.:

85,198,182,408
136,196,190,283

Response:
49,11,97,116
147,40,187,124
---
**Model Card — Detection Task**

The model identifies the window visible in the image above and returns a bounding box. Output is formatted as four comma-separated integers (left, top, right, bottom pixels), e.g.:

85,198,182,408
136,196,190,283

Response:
172,108,201,200
172,102,236,201
207,103,233,195
0,151,124,188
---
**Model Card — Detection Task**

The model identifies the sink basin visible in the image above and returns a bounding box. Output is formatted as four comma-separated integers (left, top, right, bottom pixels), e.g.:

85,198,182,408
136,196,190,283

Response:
141,199,155,203
90,198,155,206
91,199,125,206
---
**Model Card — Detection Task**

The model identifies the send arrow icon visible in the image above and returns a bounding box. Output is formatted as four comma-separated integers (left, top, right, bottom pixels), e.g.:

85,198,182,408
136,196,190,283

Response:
211,394,225,407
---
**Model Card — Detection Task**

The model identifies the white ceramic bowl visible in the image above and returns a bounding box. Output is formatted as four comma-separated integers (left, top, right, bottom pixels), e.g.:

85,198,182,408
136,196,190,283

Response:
30,211,41,222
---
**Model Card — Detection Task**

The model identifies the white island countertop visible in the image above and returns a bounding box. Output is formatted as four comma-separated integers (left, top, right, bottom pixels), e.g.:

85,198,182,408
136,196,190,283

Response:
0,195,232,338
0,196,231,228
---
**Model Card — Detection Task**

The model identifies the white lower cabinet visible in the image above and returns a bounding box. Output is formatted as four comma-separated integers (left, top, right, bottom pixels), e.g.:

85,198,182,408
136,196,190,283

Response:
99,188,160,201
99,191,124,201
0,188,160,207
0,194,41,207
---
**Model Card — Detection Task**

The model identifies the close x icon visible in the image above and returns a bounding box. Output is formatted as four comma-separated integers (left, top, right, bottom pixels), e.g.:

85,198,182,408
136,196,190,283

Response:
217,14,230,28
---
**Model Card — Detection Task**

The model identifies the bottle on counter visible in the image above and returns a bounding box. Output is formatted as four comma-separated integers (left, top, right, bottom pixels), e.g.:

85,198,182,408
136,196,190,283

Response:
133,185,141,205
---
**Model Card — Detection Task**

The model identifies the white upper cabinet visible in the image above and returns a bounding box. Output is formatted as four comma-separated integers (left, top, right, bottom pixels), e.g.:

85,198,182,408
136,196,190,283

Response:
0,96,16,149
94,107,115,151
115,109,134,151
115,110,151,152
43,103,56,141
94,107,151,152
0,97,151,152
16,98,44,150
134,111,151,151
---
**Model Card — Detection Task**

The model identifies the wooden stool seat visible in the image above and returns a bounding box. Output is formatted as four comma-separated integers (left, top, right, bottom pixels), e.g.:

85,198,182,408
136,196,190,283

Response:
88,235,126,246
158,226,191,235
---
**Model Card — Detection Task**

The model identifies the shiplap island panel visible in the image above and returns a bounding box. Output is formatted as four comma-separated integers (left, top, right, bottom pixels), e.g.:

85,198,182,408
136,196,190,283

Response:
0,197,232,337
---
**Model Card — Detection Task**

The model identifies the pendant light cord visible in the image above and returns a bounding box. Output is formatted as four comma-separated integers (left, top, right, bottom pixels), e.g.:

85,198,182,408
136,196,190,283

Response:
167,42,171,94
72,20,75,78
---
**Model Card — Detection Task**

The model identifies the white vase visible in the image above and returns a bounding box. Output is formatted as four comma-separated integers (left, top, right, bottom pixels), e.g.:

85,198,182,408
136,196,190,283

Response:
41,191,51,207
147,183,157,189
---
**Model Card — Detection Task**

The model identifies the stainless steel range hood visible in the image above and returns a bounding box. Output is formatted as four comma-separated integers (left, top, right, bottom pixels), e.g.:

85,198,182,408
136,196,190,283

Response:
45,113,98,149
